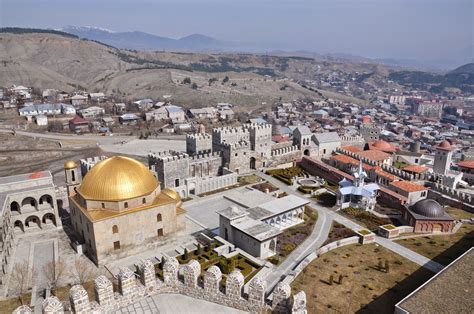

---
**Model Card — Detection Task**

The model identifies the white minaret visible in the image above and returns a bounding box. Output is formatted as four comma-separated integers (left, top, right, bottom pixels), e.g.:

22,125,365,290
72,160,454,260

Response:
433,140,453,175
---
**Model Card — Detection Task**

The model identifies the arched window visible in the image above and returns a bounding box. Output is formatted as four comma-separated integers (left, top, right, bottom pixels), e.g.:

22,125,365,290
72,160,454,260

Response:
157,214,162,222
71,170,75,182
142,198,146,204
124,202,128,209
112,225,119,234
101,203,105,209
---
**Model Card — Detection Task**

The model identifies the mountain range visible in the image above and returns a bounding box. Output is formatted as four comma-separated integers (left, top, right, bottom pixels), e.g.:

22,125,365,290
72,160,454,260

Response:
61,26,228,51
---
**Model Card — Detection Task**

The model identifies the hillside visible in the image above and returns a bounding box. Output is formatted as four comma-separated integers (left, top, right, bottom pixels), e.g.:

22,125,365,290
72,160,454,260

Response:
389,63,474,94
0,32,374,108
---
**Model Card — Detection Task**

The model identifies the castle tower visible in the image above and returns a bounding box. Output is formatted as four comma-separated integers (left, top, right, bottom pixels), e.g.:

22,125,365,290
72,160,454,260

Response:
247,123,272,159
433,140,453,175
186,133,212,155
64,160,81,196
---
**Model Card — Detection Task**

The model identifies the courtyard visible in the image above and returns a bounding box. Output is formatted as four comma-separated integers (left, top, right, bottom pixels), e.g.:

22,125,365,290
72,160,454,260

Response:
290,243,435,313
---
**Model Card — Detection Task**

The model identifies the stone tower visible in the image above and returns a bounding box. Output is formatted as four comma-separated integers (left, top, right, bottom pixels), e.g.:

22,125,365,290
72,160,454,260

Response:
247,123,272,159
186,133,212,155
64,160,81,196
433,140,453,175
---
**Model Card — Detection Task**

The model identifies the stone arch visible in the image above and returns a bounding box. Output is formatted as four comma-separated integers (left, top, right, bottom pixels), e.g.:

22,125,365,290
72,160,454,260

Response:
112,225,119,234
14,220,24,233
10,201,20,214
269,239,276,252
304,149,310,156
157,213,162,222
39,194,53,208
179,190,186,198
42,213,56,226
25,215,41,229
21,197,37,212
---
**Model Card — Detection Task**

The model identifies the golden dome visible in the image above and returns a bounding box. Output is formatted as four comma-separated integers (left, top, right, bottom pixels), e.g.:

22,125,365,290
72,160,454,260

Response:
78,156,158,201
64,160,78,169
161,188,182,206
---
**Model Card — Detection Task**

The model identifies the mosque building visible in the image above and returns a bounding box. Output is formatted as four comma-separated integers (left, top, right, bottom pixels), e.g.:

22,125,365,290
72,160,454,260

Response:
64,156,186,265
403,198,454,233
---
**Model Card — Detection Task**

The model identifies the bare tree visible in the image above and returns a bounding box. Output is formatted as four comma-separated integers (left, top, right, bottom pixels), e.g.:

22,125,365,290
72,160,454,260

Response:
43,259,67,294
71,257,96,285
10,261,35,305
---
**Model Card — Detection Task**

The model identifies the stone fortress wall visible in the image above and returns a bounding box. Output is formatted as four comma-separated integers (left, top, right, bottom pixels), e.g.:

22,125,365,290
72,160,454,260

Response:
15,258,307,314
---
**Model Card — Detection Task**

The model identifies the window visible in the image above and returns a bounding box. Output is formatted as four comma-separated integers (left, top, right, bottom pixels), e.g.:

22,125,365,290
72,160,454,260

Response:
157,214,162,222
112,225,119,234
175,179,179,187
157,228,163,237
113,241,121,250
71,170,75,182
142,198,146,204
101,203,105,209
124,202,128,208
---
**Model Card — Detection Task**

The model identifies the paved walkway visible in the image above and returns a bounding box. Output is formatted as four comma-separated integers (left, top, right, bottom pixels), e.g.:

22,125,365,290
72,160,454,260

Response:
256,171,445,293
117,294,245,314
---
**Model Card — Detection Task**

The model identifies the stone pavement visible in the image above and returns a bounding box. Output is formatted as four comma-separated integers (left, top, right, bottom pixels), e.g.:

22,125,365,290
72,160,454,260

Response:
116,293,246,314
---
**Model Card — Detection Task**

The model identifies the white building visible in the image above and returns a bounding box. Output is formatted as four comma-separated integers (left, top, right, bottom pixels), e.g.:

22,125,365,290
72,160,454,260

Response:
35,114,48,126
217,192,309,258
71,94,88,106
337,161,380,211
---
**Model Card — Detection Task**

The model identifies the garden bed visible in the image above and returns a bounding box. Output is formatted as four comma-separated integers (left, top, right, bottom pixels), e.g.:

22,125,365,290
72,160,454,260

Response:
268,206,318,265
266,167,308,185
323,222,357,246
341,207,398,231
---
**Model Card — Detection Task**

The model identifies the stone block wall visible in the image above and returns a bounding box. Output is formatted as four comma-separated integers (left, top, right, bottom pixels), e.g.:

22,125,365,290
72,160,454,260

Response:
16,258,307,314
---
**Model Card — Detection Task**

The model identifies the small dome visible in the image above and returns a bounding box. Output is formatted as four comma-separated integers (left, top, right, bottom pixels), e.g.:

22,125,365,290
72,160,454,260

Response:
372,140,396,152
161,188,182,206
437,140,452,151
64,160,78,169
411,199,445,217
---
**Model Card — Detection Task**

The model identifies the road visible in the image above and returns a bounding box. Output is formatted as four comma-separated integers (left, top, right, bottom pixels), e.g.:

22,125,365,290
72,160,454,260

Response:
256,171,444,294
0,129,186,156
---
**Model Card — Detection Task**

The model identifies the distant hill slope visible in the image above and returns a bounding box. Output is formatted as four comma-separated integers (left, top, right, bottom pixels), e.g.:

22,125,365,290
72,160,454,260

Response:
61,26,227,51
3,32,364,108
388,63,474,93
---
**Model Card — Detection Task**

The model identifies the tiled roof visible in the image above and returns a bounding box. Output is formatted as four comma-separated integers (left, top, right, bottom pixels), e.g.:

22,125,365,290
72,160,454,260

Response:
342,145,363,153
458,160,474,169
357,150,392,162
403,165,429,173
374,166,400,181
331,154,359,165
390,180,427,192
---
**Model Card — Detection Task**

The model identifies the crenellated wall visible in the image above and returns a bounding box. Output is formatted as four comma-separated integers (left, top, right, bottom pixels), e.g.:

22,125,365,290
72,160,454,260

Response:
16,258,307,314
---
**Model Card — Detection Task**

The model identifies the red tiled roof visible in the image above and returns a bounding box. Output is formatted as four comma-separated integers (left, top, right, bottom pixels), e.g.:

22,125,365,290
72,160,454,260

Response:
373,166,400,181
437,140,453,151
272,135,289,143
342,145,363,153
357,150,392,162
403,165,429,174
29,171,46,179
331,154,359,165
390,180,427,192
369,140,397,153
458,160,474,169
69,115,88,125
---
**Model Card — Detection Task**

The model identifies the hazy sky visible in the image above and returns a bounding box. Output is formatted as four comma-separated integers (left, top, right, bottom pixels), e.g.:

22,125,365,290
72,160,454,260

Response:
1,0,472,65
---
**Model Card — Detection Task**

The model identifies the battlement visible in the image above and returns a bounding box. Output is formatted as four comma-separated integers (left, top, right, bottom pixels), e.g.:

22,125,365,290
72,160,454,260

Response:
245,123,272,131
341,135,365,146
80,156,107,175
222,140,250,149
271,145,300,157
190,151,222,161
186,133,211,140
15,258,308,313
148,151,190,163
212,126,248,135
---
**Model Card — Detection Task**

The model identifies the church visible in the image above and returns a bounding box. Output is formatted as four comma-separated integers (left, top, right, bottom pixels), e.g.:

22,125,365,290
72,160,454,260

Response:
64,156,186,265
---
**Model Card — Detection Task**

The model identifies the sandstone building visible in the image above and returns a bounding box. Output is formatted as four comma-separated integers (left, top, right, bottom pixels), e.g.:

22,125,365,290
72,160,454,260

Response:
65,156,185,265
